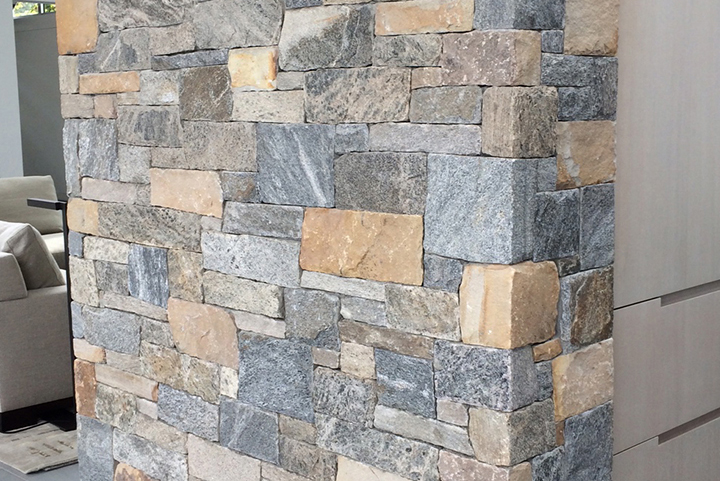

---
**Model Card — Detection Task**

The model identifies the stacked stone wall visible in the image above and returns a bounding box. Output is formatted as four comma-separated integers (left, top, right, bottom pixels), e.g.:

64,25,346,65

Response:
57,0,617,479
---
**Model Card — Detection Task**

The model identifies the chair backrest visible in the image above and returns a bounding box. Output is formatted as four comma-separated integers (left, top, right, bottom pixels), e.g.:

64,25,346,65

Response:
0,176,63,235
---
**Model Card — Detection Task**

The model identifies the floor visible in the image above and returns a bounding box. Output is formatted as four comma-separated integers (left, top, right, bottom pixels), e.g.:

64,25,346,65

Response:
0,462,78,481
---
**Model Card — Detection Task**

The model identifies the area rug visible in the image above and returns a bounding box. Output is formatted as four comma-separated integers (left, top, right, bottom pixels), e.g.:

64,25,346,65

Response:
0,423,77,474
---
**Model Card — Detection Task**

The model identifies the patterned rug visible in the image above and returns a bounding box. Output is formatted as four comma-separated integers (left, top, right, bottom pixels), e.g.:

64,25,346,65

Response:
0,423,77,474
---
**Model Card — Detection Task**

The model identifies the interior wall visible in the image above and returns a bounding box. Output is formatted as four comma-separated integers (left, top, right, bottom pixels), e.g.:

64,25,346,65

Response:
0,3,24,178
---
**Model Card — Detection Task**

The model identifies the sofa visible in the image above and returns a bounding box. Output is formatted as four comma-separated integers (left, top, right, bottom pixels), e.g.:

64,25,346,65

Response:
0,176,65,269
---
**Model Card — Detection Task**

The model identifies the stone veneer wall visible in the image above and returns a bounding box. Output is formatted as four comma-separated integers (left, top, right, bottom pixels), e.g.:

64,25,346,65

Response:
57,0,617,479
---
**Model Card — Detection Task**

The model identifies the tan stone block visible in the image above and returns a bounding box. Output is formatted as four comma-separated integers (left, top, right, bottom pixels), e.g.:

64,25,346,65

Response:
552,339,613,421
102,292,167,321
233,310,286,339
556,121,616,189
509,463,531,481
556,421,565,446
114,463,156,481
167,298,239,369
188,435,261,481
564,0,619,56
67,198,99,235
74,339,106,363
95,364,158,401
340,342,375,379
232,90,305,123
168,249,203,303
75,359,97,418
312,347,340,369
533,338,563,362
229,47,278,90
438,450,530,481
84,236,130,264
79,72,141,95
56,0,98,55
150,168,223,217
69,256,100,306
262,464,311,481
82,178,140,204
132,414,188,454
411,67,443,89
376,0,474,35
105,350,143,376
482,87,558,158
58,56,79,94
61,94,94,119
339,319,434,359
337,456,411,481
436,399,468,426
460,261,559,349
95,95,118,119
300,208,424,285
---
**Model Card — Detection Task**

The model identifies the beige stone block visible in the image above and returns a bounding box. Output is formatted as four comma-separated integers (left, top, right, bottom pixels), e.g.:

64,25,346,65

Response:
150,168,223,217
56,0,98,55
482,87,558,158
339,319,434,359
74,339,106,363
229,47,278,91
438,451,531,481
460,261,559,349
102,292,167,321
411,67,443,89
312,347,340,369
340,342,375,379
300,208,424,285
437,399,468,426
84,236,130,264
337,456,411,481
95,95,118,119
136,398,158,420
188,435,261,481
67,198,99,235
167,298,239,369
105,350,143,376
75,359,97,419
552,339,613,421
114,463,156,481
79,72,141,95
232,90,304,123
376,0,474,35
168,249,203,303
233,310,286,339
69,256,100,306
58,56,79,94
61,94,94,119
564,0,619,56
82,178,140,204
556,121,616,189
132,414,188,454
95,364,158,401
220,367,239,399
533,338,563,362
262,464,310,481
276,71,305,91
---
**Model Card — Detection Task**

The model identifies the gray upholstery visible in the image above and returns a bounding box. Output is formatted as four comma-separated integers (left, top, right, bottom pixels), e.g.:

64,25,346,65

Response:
0,253,27,302
0,176,63,235
0,222,65,290
42,232,66,270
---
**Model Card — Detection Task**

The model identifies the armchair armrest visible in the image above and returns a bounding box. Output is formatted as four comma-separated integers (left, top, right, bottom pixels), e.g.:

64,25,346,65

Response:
0,252,28,301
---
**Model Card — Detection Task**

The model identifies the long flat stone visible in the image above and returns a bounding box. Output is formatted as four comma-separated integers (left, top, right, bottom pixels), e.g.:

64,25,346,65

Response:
369,123,482,155
203,270,284,318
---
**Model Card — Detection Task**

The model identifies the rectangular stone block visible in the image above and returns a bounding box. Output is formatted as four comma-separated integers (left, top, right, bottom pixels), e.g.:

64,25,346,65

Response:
337,456,411,481
83,306,141,355
335,124,369,154
73,119,120,181
300,208,423,285
436,400,468,427
313,348,341,370
232,91,305,123
58,56,79,94
558,267,613,350
223,203,303,240
95,364,157,401
117,106,182,147
151,49,229,71
167,249,203,303
113,430,188,481
150,168,222,217
340,297,387,327
534,190,581,261
96,384,135,431
439,450,529,481
74,339,105,363
474,0,564,29
56,0,98,55
203,270,284,318
128,244,169,308
68,198,100,235
77,416,113,481
202,232,301,288
423,254,463,292
285,288,341,349
412,67,443,89
180,121,256,172
149,23,195,56
279,436,336,480
314,368,376,425
87,29,151,73
563,403,612,480
193,0,283,49
118,144,150,184
376,0,474,35
410,86,482,124
229,47,278,90
369,123,482,155
564,0,619,56
95,261,129,295
61,94,94,119
102,292,167,322
79,72,140,94
542,31,564,54
105,350,143,376
97,0,186,30
388,283,460,341
339,320,434,359
580,184,614,270
180,66,232,121
305,68,411,124
74,360,96,419
556,121,616,189
301,272,386,302
158,384,220,441
373,35,442,67
340,342,375,379
221,172,258,202
233,311,286,340
220,400,279,463
375,349,435,418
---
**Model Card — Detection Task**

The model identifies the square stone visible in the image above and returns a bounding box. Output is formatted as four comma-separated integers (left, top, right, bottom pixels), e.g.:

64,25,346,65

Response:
423,254,463,292
157,385,220,441
564,0,619,56
373,35,442,67
220,400,279,463
180,66,232,121
410,86,482,124
580,184,614,269
556,121,616,189
386,285,460,341
335,124,369,154
128,244,169,308
285,288,341,349
83,306,141,355
313,367,376,425
375,349,435,418
534,190,581,261
559,267,613,350
542,31,564,54
117,106,182,147
564,403,613,480
229,47,278,90
340,342,376,379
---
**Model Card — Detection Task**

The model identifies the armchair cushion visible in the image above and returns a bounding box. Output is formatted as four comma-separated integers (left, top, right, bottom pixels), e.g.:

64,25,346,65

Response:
0,252,27,301
0,222,64,290
0,176,63,235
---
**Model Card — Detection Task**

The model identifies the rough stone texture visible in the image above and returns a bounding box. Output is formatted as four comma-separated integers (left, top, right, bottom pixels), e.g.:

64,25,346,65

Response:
556,121,616,189
86,29,151,73
337,456,410,481
441,30,541,86
317,415,437,481
301,272,386,302
58,56,79,94
77,416,114,481
340,320,434,359
559,268,613,349
117,106,182,147
74,339,105,362
542,31,564,54
340,297,386,327
148,23,195,56
114,463,155,481
553,58,618,121
95,94,118,119
376,349,435,418
257,124,335,208
279,415,317,445
340,342,376,379
188,435,261,481
305,68,411,124
424,155,536,264
224,203,303,240
229,47,278,90
97,0,187,30
233,311,286,339
386,285,459,341
552,340,613,421
193,0,283,49
151,50,229,71
533,339,563,362
276,71,305,91
83,307,141,355
313,368,376,425
232,91,305,123
219,400,279,463
410,87,482,124
534,190,581,262
412,67,443,89
56,0,98,54
536,361,553,402
300,208,424,286
580,184,614,269
203,270,284,318
158,384,220,441
82,179,141,204
313,348,341,370
95,383,136,429
459,262,559,349
180,121,256,172
564,0,619,56
167,250,203,303
423,255,463,292
564,403,613,480
74,360,97,418
117,144,150,184
369,123,482,156
482,87,558,158
436,400,468,427
79,72,141,95
282,289,340,349
128,244,169,308
279,436,336,481
439,451,531,481
113,430,188,481
84,237,129,264
376,0,474,35
334,153,427,215
373,35,442,67
531,447,564,481
335,125,369,154
180,66,232,121
279,5,373,71
150,169,222,218
474,0,564,29
435,342,538,412
68,231,84,258
70,257,99,306
238,334,315,422
61,94,94,119
202,232,301,288
222,172,258,202
75,120,119,181
125,70,180,106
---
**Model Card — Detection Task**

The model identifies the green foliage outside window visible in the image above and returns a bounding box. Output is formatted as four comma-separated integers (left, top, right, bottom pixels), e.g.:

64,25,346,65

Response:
13,2,56,18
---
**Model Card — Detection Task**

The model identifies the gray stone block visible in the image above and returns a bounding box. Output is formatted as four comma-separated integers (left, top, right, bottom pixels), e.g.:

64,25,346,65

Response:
98,0,186,30
313,368,376,425
203,270,284,318
77,119,119,180
68,231,84,258
118,144,150,184
257,123,335,207
151,49,229,71
89,29,150,73
564,403,613,481
474,0,564,29
316,414,439,481
141,317,175,348
334,152,427,215
537,157,558,192
435,341,538,412
534,189,580,262
220,400,279,463
340,297,387,327
410,87,482,124
423,254,463,293
221,172,258,202
180,66,232,121
180,121,256,171
238,334,315,422
128,244,169,308
557,58,617,121
335,124,369,154
279,436,337,481
559,267,614,351
77,416,114,481
580,184,614,269
535,361,553,401
425,155,537,264
542,55,617,87
83,306,141,355
95,261,129,294
157,384,220,441
113,429,188,481
386,285,460,341
223,203,304,239
63,121,81,195
305,68,411,124
193,0,282,49
117,106,182,147
202,232,301,288
279,5,373,71
532,447,565,481
285,0,321,7
71,302,84,338
376,349,435,418
542,31,564,54
369,124,482,156
285,289,341,349
373,35,442,67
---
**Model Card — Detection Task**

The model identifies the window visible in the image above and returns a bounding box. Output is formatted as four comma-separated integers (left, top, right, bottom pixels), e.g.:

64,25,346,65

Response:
13,2,56,18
